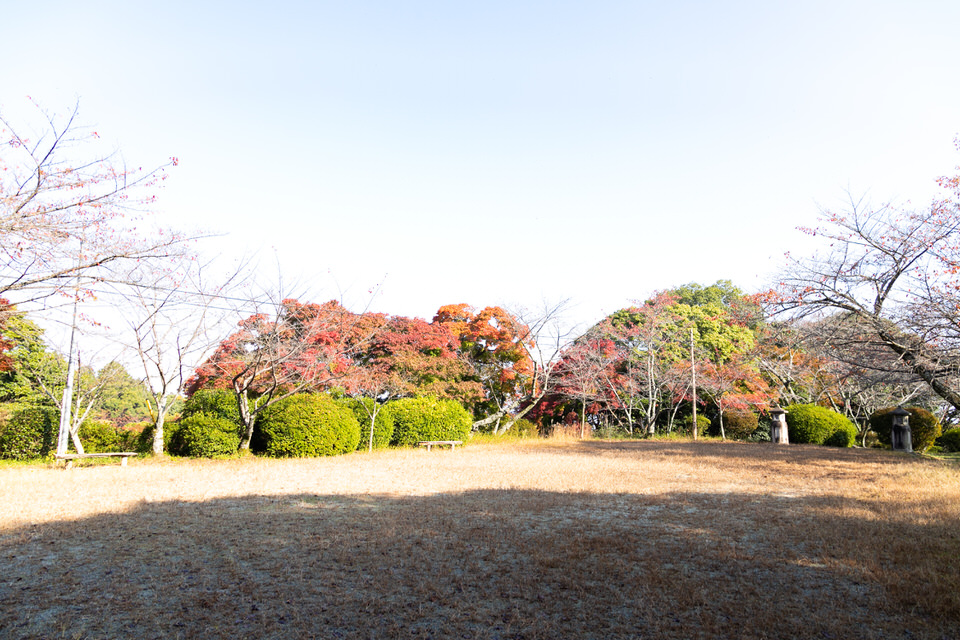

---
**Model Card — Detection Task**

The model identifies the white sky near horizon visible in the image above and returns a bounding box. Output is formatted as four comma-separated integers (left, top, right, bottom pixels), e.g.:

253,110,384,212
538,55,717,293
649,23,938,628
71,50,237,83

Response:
3,0,960,343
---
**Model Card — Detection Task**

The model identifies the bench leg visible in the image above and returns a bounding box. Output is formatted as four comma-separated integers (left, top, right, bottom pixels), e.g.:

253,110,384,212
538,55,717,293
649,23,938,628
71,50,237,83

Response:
65,460,74,470
121,457,128,467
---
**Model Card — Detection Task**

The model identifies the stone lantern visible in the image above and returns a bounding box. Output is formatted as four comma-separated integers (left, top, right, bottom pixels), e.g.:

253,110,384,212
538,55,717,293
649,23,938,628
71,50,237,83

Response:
890,407,912,453
770,406,789,444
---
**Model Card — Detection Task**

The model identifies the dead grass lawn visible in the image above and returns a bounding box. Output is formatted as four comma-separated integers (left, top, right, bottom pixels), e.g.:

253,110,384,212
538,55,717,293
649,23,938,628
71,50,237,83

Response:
2,439,959,639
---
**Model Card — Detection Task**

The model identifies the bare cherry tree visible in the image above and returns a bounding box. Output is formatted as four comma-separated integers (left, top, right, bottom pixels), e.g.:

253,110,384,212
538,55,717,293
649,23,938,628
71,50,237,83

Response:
772,183,960,411
1,100,189,306
120,258,250,455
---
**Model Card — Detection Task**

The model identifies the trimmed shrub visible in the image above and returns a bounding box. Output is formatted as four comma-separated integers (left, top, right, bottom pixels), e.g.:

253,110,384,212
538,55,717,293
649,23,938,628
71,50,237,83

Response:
255,393,360,457
711,410,759,440
747,425,771,443
936,428,960,453
175,413,240,457
182,389,241,428
784,404,857,446
870,406,942,453
824,422,858,447
340,398,394,451
135,421,182,455
678,413,711,438
77,420,121,453
390,397,472,446
0,406,58,460
0,402,32,425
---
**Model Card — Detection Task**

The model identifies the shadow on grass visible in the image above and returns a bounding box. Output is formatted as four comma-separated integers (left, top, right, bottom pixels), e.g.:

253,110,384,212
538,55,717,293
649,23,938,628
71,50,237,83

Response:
2,485,958,639
546,438,925,467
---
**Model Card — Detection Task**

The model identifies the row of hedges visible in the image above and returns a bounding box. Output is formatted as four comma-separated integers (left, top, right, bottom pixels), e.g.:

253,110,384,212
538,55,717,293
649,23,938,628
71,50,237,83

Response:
0,405,144,459
4,393,944,459
702,404,942,451
0,392,474,460
253,394,472,458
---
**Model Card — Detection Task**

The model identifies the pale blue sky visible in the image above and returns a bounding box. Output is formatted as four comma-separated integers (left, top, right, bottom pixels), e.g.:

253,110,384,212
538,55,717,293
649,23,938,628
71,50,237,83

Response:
3,1,959,330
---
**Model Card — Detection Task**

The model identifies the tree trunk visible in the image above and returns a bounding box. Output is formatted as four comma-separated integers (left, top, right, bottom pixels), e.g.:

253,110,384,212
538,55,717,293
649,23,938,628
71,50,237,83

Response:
151,416,165,455
368,410,377,453
236,387,255,451
69,426,85,455
579,401,586,439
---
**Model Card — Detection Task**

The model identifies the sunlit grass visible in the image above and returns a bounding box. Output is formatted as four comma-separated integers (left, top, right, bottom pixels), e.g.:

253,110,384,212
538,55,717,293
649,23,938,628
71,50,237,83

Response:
2,439,958,639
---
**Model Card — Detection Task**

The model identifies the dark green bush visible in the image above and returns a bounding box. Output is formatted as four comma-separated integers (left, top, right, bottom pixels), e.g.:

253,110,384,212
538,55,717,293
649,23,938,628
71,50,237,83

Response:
182,389,241,428
340,398,394,451
747,425,771,443
174,413,240,457
870,406,942,453
77,420,121,453
255,393,360,457
0,406,58,460
784,404,857,446
135,421,181,455
390,397,472,446
711,410,758,440
824,422,857,447
678,413,711,437
936,428,960,453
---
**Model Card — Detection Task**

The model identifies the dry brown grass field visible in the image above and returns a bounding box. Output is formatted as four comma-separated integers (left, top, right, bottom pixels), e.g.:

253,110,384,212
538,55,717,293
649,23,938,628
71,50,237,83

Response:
2,439,959,640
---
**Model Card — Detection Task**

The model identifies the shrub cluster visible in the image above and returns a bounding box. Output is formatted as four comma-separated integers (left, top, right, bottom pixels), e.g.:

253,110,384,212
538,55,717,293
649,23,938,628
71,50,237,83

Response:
340,397,395,451
870,406,942,453
255,393,360,457
77,420,122,453
711,410,758,440
678,414,711,438
182,389,241,427
173,413,240,457
784,404,856,447
0,405,58,459
390,397,472,446
936,428,960,453
136,421,181,455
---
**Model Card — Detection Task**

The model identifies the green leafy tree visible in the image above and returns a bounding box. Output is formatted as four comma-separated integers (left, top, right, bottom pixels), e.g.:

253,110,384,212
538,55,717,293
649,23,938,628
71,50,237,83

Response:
96,362,153,426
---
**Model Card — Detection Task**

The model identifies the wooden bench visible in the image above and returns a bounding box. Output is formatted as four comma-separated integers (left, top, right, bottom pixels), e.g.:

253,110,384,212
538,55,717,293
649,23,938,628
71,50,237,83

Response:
55,452,138,469
418,440,463,451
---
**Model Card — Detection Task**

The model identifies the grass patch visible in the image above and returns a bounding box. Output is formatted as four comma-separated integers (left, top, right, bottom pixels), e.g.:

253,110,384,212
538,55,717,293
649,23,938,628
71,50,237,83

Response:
1,440,958,639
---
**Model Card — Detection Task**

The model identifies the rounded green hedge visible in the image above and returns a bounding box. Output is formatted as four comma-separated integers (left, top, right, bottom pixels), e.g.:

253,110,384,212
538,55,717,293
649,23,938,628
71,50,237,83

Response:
182,389,241,427
679,413,711,438
78,420,121,453
254,393,360,457
135,421,181,455
174,413,240,457
0,406,58,460
824,423,858,447
784,404,857,446
870,406,942,453
711,410,758,440
936,428,960,453
390,397,472,446
340,398,395,451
